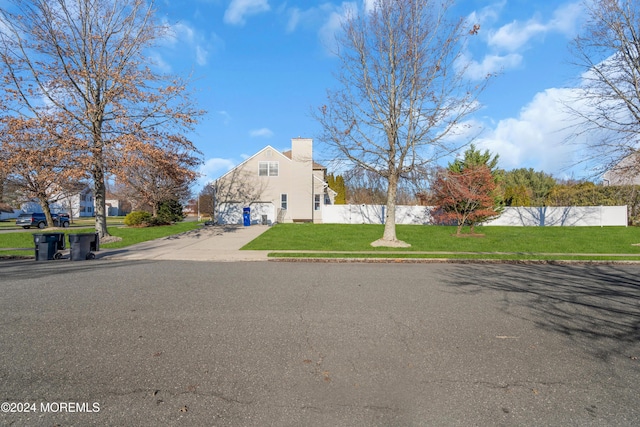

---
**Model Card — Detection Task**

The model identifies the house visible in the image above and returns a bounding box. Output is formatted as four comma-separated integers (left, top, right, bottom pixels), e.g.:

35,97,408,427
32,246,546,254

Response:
602,154,640,185
0,202,20,220
20,185,126,218
214,137,336,224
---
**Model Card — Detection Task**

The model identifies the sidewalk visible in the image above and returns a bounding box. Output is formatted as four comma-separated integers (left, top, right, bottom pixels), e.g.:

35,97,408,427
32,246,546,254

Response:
98,224,270,262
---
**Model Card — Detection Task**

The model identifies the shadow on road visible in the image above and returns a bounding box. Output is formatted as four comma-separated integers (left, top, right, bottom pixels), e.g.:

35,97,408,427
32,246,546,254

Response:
0,259,159,281
444,264,640,362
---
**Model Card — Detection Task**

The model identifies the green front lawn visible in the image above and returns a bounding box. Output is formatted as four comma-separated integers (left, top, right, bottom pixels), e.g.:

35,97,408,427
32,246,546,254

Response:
242,223,640,257
0,216,126,229
0,221,201,257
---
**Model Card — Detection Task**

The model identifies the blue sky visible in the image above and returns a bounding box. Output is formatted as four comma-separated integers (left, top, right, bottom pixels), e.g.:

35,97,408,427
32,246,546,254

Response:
153,0,593,189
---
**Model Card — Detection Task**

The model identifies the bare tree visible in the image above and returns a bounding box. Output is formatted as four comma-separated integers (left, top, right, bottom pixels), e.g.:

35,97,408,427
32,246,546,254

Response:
198,184,217,219
315,0,489,247
0,0,203,237
343,166,387,204
116,142,200,216
566,0,640,176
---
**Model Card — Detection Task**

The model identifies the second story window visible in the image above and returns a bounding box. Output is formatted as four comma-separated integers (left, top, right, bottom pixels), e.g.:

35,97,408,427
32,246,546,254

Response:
259,161,279,177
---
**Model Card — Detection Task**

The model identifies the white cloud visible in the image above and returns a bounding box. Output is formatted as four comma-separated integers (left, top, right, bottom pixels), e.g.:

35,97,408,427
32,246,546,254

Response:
218,110,232,125
463,52,522,80
250,128,274,138
362,0,376,14
488,19,547,52
549,2,583,35
476,87,583,176
318,2,358,54
198,157,237,186
224,0,270,26
195,45,208,66
464,2,583,79
148,52,172,73
286,7,302,33
160,20,221,67
487,2,582,52
467,0,506,28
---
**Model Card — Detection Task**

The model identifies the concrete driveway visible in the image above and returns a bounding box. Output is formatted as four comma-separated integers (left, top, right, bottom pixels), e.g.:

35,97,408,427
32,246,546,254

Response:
99,224,270,262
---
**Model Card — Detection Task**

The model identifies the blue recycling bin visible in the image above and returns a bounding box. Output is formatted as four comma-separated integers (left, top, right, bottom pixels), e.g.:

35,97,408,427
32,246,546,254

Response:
243,207,251,226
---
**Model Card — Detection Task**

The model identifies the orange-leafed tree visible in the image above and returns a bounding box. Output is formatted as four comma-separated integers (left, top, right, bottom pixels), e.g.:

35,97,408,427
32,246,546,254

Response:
0,0,203,237
1,115,88,227
431,165,499,235
115,140,200,216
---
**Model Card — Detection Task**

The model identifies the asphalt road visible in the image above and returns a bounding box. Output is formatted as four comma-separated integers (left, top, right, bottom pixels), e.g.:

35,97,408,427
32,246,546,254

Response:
0,259,638,426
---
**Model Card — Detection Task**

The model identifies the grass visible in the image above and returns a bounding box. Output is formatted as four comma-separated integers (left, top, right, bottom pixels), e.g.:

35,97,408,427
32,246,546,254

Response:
0,216,125,229
243,223,640,260
267,252,640,262
0,221,201,257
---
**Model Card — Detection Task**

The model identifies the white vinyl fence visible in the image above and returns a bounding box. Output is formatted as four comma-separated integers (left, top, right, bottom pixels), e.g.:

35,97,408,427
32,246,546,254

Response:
322,205,628,226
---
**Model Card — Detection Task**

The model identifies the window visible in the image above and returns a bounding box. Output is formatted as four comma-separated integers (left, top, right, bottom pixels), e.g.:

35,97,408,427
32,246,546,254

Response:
259,161,278,177
315,194,321,210
281,194,288,210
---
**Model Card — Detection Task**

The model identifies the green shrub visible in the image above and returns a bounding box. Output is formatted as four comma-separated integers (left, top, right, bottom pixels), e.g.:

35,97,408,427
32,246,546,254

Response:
146,216,171,227
156,199,185,224
124,211,152,227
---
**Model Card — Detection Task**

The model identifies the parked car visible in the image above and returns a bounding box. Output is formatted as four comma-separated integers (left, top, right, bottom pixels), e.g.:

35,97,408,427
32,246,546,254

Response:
16,212,70,229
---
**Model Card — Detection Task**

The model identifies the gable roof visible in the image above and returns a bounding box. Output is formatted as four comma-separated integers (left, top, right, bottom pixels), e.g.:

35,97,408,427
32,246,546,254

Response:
281,150,326,170
215,145,291,182
603,153,640,185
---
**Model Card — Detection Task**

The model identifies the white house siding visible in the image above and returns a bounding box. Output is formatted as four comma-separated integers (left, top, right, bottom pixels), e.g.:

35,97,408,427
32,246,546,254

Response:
217,203,243,225
250,202,275,225
214,138,330,225
322,205,628,226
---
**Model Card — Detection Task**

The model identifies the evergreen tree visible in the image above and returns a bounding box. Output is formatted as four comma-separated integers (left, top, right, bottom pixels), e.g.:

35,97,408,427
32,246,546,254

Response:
449,145,503,209
335,175,347,204
502,168,556,206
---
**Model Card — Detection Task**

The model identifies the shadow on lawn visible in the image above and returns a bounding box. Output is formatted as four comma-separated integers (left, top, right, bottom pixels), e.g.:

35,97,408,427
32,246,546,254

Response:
445,264,640,362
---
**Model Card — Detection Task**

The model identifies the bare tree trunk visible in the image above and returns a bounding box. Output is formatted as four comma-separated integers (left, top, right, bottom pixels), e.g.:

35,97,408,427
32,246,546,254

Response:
371,172,410,247
37,195,54,228
93,155,109,238
315,0,488,248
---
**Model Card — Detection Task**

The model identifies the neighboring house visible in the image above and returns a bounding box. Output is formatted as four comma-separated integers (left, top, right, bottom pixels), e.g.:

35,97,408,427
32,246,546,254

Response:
602,154,640,185
105,198,129,216
20,186,129,218
49,186,96,217
0,202,20,220
214,137,335,224
21,189,94,218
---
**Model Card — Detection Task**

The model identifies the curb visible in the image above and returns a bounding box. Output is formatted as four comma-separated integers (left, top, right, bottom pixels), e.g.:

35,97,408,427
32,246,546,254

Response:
267,257,640,265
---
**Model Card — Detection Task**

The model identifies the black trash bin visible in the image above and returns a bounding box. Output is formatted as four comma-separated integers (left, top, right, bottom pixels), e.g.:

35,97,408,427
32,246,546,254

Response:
69,233,99,261
33,233,65,261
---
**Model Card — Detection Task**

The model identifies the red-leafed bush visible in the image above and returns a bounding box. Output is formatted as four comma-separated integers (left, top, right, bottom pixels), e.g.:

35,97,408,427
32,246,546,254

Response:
431,165,500,235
